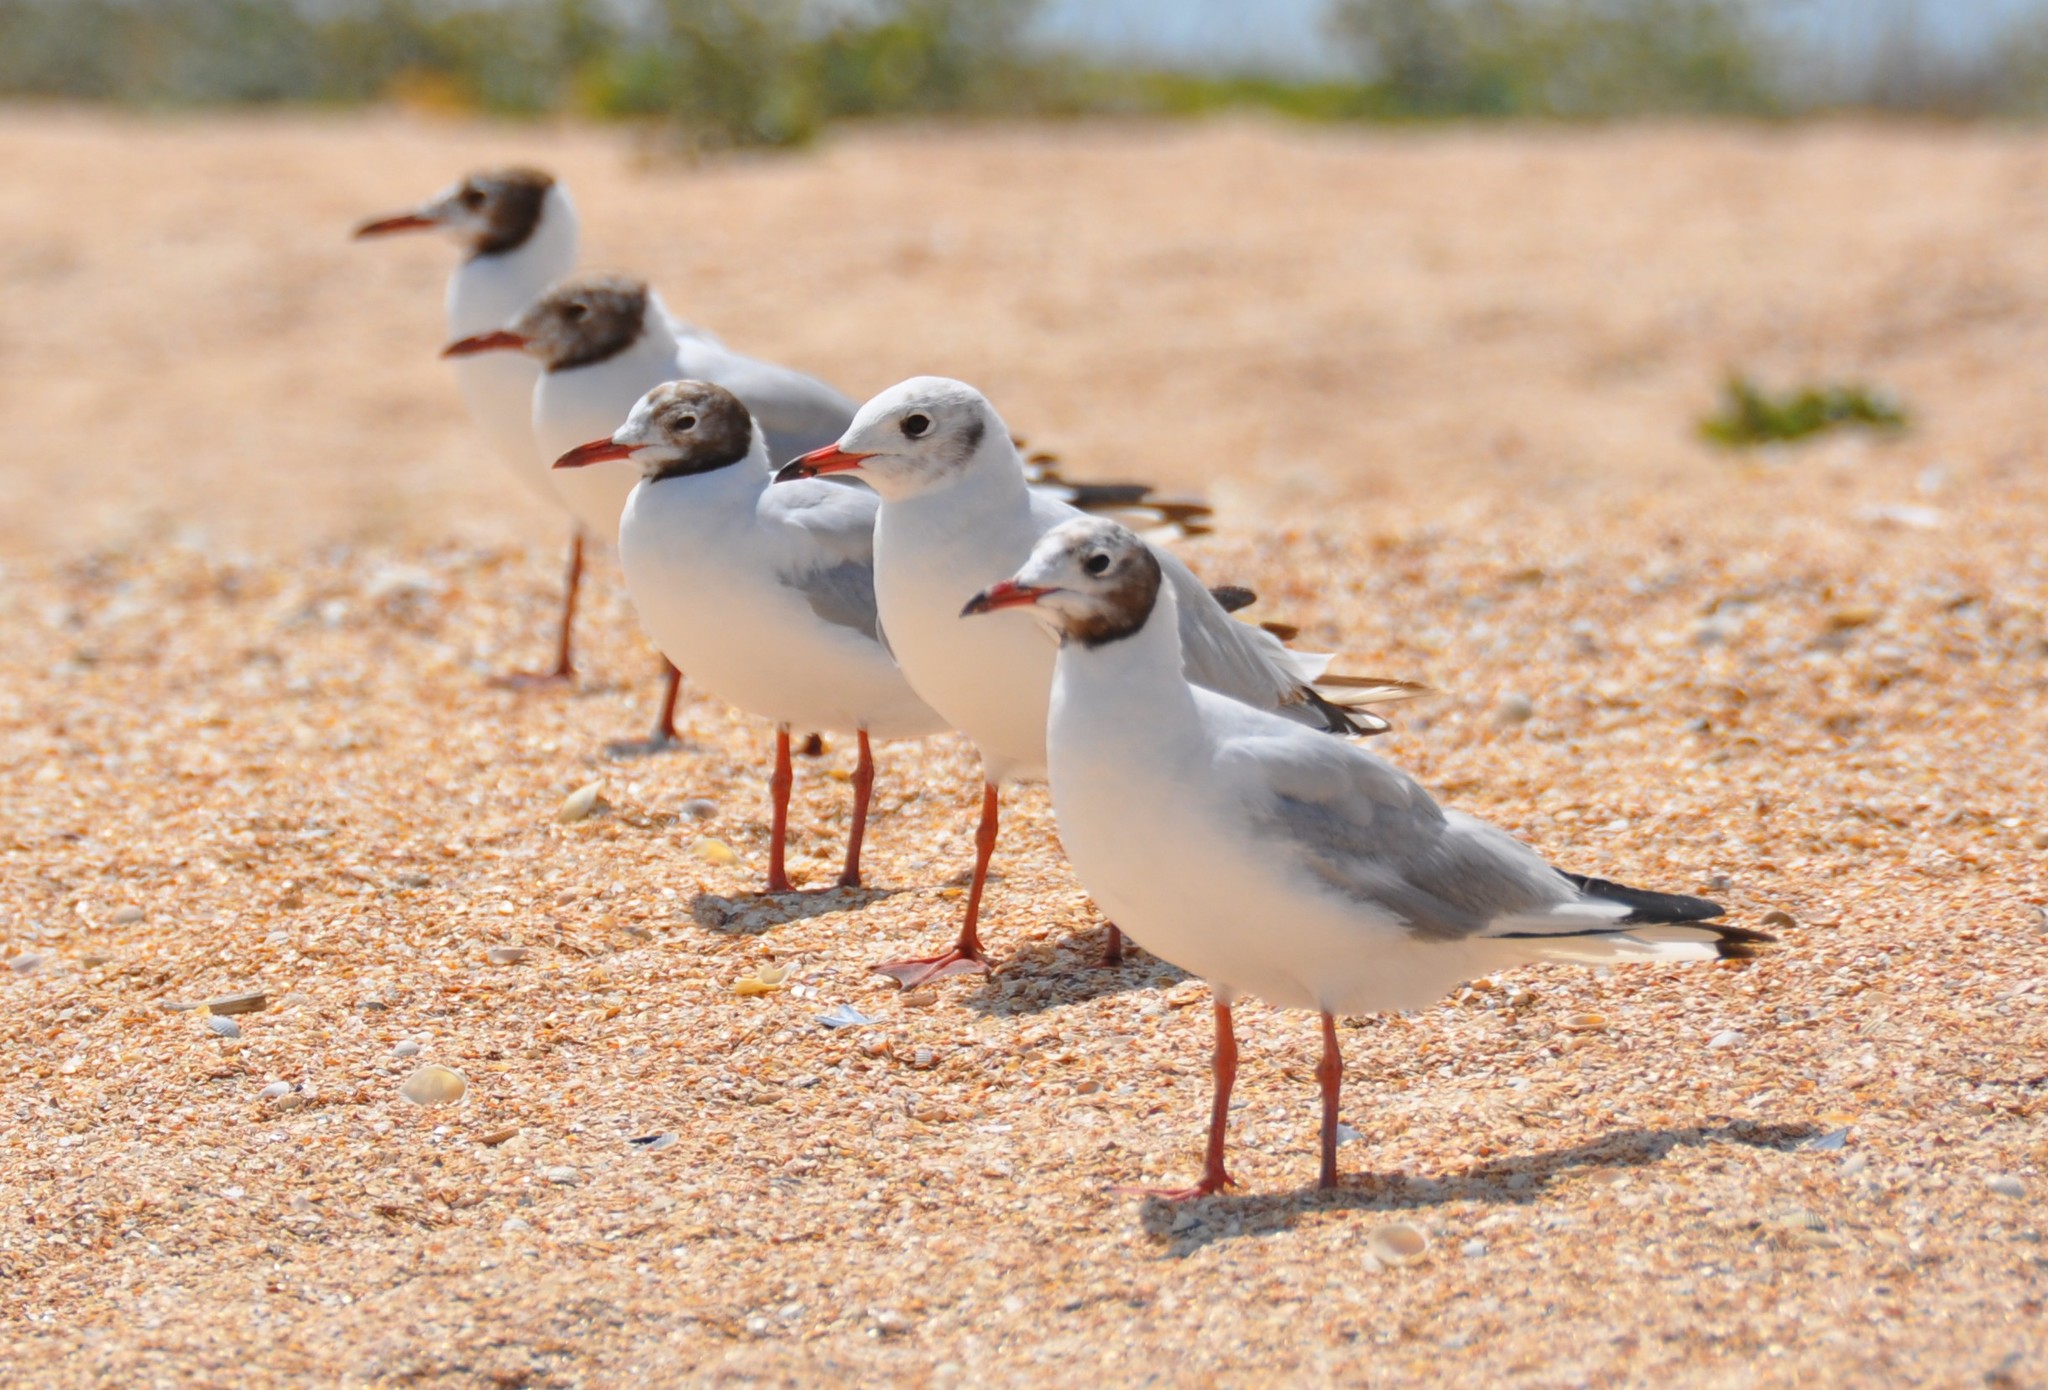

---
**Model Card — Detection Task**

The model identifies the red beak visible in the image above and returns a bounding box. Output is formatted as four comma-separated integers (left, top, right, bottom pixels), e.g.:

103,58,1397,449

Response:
555,438,636,470
773,444,873,484
441,330,531,359
961,580,1053,617
353,211,439,239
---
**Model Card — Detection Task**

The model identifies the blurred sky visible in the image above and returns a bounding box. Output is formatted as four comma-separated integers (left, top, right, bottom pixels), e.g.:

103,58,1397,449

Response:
1031,0,2048,76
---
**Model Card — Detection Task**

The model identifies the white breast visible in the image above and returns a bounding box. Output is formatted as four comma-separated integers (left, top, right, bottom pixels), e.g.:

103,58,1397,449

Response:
871,482,1057,783
618,472,944,740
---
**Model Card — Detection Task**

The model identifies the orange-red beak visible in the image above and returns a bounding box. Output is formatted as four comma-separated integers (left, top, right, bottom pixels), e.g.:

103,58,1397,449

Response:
555,438,635,470
961,580,1053,618
353,211,439,239
773,444,873,484
442,330,530,358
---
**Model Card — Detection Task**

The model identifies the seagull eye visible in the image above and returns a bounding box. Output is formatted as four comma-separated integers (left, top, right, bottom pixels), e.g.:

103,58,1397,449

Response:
901,412,932,439
673,414,697,432
564,302,589,321
1084,553,1111,576
458,187,485,210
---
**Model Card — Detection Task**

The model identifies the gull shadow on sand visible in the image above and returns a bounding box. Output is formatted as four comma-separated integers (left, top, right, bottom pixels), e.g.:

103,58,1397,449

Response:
689,886,901,936
1132,1119,1823,1257
603,734,700,760
957,928,1193,1017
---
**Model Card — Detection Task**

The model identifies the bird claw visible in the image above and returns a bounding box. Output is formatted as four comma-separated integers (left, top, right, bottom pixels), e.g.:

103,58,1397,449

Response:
872,949,990,989
1114,1174,1235,1203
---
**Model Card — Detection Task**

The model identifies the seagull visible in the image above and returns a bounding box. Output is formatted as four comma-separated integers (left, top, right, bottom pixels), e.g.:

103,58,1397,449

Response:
964,517,1773,1199
778,377,1423,988
554,381,946,889
353,168,622,691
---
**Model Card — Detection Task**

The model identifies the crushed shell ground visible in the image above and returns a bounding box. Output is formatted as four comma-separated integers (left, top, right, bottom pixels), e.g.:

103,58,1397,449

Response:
1,110,2045,1385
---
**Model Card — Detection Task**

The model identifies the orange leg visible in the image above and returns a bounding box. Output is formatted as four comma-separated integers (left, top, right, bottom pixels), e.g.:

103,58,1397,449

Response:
494,531,581,686
873,780,998,987
767,725,794,894
1317,1011,1343,1190
838,729,873,888
650,658,682,745
1124,999,1238,1201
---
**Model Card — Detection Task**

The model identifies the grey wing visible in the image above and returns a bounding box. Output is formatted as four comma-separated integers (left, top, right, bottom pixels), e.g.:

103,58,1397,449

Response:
784,558,882,643
1155,548,1332,721
1209,706,1608,942
761,479,885,644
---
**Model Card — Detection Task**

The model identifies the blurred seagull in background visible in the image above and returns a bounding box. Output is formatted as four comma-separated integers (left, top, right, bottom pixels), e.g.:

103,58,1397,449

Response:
779,377,1424,988
555,380,945,891
354,168,617,690
965,517,1771,1199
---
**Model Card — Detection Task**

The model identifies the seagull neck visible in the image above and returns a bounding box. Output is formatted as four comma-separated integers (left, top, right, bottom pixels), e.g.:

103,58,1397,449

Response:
444,188,579,338
1053,586,1195,724
647,440,762,488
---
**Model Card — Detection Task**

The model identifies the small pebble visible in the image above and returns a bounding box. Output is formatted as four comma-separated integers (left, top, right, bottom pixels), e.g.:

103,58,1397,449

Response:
486,947,530,966
691,838,738,866
501,1217,531,1234
10,954,45,974
1840,1152,1869,1177
1334,1123,1362,1145
680,798,718,821
1493,693,1534,725
205,1016,241,1038
1707,1029,1745,1049
556,781,603,824
1760,909,1798,930
259,1081,291,1100
901,990,938,1009
1986,1174,2026,1200
109,905,145,925
397,1064,467,1106
1461,1239,1488,1258
392,1040,421,1058
871,1310,911,1336
544,1166,580,1185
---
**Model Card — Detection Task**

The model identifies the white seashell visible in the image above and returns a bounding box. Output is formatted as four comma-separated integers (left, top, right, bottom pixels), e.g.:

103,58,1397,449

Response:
398,1064,467,1107
206,1016,241,1038
1364,1222,1429,1267
1986,1174,2026,1200
109,906,145,925
556,782,602,824
392,1040,421,1058
486,947,530,966
1707,1029,1745,1049
680,798,718,821
259,1081,291,1100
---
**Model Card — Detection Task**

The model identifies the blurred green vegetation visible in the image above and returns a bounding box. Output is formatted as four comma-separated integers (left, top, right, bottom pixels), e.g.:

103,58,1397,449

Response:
8,0,2048,148
1699,375,1910,448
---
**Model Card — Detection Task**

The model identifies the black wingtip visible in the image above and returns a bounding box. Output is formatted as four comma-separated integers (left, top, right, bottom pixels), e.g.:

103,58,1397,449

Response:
1560,871,1726,924
1208,584,1258,614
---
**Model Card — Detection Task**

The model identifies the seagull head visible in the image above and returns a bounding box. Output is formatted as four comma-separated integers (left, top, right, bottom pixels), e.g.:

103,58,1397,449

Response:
774,376,1007,499
962,517,1163,647
353,167,557,258
554,380,761,482
442,272,649,370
